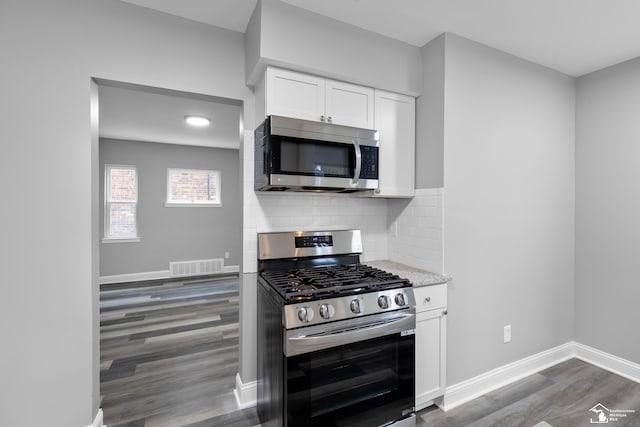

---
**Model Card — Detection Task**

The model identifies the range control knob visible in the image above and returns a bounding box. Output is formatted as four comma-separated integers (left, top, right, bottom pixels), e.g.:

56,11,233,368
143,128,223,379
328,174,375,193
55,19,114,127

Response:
319,304,335,319
350,299,362,314
378,295,390,309
297,307,314,323
395,293,406,307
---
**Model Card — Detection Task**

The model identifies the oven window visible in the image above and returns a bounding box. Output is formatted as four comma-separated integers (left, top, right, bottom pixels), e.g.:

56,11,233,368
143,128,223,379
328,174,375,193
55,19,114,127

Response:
285,333,414,427
275,137,354,178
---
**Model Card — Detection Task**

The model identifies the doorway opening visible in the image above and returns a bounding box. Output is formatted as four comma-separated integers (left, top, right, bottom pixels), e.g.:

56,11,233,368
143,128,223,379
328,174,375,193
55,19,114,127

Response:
93,80,253,425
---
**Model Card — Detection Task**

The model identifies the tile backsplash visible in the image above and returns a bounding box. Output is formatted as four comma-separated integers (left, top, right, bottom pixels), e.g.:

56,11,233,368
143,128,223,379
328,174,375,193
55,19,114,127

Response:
242,130,443,274
256,192,388,260
388,188,444,274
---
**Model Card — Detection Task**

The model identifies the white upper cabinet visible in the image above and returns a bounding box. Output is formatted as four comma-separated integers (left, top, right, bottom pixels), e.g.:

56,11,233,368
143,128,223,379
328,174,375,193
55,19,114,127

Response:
325,80,375,129
266,68,325,123
265,67,375,129
374,90,416,198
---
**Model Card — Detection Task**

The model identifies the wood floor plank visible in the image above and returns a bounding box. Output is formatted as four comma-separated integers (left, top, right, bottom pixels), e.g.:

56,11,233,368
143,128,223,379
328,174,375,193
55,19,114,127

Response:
100,314,223,339
100,331,235,363
101,357,238,401
100,275,257,427
133,346,236,376
418,358,640,427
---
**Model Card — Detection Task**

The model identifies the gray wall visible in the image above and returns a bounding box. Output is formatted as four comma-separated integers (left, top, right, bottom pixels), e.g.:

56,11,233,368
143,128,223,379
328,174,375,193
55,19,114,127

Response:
100,139,241,277
575,57,640,364
0,0,248,425
247,0,422,95
441,34,576,384
244,0,262,85
416,34,446,189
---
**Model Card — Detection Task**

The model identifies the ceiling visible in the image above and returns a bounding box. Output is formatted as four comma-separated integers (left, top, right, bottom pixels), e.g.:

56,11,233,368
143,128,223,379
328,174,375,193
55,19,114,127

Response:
120,0,640,77
108,0,640,147
98,82,242,150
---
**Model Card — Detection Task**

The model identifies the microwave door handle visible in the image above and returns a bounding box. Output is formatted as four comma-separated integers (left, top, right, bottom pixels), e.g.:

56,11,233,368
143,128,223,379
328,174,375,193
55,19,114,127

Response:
351,141,362,187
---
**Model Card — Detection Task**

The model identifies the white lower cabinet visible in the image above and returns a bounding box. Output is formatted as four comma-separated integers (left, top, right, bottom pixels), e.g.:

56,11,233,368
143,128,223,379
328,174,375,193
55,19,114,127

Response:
414,284,447,410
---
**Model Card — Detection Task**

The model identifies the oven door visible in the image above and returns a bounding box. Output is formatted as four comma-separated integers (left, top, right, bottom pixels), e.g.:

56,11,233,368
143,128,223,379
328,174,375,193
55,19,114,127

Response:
284,310,415,427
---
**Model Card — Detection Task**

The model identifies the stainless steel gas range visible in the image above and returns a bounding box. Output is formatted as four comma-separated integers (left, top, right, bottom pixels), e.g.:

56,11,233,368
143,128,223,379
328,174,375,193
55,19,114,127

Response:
256,229,416,427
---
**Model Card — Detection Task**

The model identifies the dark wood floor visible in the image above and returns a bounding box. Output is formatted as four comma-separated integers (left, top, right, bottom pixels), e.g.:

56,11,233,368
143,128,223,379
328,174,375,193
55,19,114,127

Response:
100,275,259,427
418,358,640,427
101,277,640,427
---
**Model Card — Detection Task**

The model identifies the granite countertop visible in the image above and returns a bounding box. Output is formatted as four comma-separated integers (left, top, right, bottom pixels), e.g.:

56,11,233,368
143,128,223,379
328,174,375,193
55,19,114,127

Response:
367,260,451,288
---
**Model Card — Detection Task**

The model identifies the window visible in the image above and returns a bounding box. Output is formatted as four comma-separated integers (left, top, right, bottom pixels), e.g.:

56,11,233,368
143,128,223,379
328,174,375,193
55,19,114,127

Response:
104,165,138,241
166,168,221,206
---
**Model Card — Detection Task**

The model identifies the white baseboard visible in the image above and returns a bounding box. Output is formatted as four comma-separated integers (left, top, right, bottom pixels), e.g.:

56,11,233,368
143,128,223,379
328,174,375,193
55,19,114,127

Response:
234,372,257,409
99,266,240,284
440,341,640,412
87,408,104,427
573,341,640,384
223,265,240,273
99,270,171,284
440,342,575,411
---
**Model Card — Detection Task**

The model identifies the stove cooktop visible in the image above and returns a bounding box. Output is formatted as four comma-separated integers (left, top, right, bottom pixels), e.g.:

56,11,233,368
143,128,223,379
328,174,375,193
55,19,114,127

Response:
260,264,410,302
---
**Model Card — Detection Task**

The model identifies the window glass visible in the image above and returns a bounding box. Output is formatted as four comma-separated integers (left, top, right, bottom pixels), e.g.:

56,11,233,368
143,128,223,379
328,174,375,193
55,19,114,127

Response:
108,203,137,238
105,165,138,239
167,169,220,205
109,168,137,202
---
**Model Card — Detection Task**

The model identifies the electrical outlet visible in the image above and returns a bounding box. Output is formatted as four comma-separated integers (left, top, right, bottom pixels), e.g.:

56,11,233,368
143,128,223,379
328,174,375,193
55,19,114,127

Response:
504,325,512,343
225,252,230,259
390,221,398,237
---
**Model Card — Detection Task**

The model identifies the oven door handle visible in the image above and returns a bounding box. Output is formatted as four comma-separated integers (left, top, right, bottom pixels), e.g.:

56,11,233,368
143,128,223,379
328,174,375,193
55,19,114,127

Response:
285,311,415,357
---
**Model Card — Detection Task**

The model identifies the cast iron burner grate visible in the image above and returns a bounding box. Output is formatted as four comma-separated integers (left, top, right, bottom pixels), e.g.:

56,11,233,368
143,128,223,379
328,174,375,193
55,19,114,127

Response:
260,264,410,302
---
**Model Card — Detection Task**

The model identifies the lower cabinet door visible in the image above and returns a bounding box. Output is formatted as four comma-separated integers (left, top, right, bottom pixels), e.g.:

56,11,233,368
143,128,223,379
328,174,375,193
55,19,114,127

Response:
415,308,447,410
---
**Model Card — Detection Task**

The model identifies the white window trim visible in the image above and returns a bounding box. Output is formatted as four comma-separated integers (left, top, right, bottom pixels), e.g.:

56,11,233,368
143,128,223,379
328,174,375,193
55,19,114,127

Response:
104,164,140,241
166,168,221,207
164,202,222,207
101,237,141,244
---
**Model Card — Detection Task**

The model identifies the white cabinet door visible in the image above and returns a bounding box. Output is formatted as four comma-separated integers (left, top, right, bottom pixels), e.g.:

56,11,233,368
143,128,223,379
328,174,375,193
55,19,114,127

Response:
325,80,375,129
266,67,325,122
264,67,374,129
415,308,447,410
374,90,415,198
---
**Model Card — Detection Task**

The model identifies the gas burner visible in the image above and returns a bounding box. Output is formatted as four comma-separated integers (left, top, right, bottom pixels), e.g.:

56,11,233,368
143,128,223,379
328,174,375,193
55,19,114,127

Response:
290,283,317,293
261,263,410,302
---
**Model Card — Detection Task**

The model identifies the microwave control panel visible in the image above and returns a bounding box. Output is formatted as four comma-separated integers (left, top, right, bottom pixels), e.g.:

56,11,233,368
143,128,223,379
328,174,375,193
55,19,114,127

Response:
360,145,379,179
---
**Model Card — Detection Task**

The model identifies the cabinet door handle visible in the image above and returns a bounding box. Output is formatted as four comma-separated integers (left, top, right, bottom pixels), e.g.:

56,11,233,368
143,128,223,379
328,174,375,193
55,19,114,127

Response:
425,297,431,303
320,115,326,122
442,310,448,316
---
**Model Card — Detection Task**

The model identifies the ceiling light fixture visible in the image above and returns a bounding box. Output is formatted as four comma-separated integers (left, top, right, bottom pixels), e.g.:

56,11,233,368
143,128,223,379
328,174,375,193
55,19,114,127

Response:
184,115,211,127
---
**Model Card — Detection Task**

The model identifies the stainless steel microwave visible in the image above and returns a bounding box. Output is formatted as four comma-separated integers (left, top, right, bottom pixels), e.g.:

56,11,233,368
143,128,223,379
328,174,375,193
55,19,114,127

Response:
254,115,379,193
